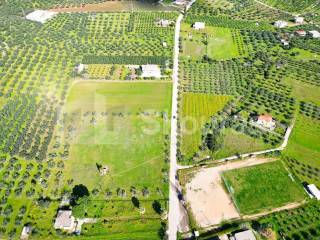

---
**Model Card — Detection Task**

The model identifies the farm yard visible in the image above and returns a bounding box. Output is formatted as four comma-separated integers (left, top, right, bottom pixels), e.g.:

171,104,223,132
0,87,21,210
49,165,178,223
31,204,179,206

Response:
181,157,296,228
222,160,306,215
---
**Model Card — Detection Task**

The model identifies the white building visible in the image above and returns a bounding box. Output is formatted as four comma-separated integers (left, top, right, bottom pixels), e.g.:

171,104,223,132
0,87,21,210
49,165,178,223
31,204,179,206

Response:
256,114,276,130
75,64,85,74
281,39,289,46
274,21,288,28
54,210,76,232
295,16,304,24
309,30,320,38
158,19,171,27
234,230,256,240
295,30,306,37
307,184,320,200
141,65,161,78
26,10,58,24
174,0,186,5
193,22,205,30
20,226,31,240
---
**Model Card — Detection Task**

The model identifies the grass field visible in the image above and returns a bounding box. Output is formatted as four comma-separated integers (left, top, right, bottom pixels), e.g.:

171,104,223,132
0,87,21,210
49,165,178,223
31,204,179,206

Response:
180,93,230,160
223,161,305,215
284,114,320,186
64,82,172,193
180,25,244,60
289,48,320,62
212,128,272,159
284,77,320,105
285,115,320,167
81,219,162,239
207,27,240,60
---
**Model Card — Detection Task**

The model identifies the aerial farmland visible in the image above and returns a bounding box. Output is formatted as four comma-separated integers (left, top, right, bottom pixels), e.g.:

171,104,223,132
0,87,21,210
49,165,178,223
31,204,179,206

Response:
0,0,319,239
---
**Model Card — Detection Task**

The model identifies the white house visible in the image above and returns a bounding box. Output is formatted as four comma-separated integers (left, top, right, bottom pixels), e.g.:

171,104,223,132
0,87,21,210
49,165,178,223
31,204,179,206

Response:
141,65,161,78
256,114,276,130
54,210,76,232
193,22,205,30
158,19,171,27
307,184,320,200
174,0,186,5
20,226,31,240
294,16,304,24
274,20,288,28
281,39,289,46
75,64,85,74
26,10,58,24
309,30,320,38
234,230,256,240
295,30,306,37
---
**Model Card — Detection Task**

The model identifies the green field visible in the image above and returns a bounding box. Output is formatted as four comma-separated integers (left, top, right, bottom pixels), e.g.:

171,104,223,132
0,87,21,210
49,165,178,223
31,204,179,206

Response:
284,115,320,186
222,161,306,215
212,128,272,159
64,82,172,192
180,93,230,160
284,77,320,105
207,27,241,60
180,25,244,60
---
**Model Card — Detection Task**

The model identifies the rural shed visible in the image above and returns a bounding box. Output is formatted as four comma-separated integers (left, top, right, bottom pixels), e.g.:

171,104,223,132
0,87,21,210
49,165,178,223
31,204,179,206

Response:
141,65,161,78
193,22,205,30
274,20,288,28
234,230,256,240
54,210,76,231
307,184,320,200
26,10,58,24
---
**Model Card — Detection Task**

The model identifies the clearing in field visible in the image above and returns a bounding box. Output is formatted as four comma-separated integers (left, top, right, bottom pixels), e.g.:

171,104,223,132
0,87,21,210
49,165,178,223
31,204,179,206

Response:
222,160,306,215
207,27,242,60
63,82,172,193
180,25,245,60
180,93,230,160
284,77,320,105
184,157,274,228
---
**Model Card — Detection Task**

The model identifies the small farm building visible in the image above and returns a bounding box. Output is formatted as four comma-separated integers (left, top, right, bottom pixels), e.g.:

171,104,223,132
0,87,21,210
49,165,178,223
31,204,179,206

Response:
20,226,31,240
26,10,58,24
141,65,161,78
193,22,205,30
309,30,320,38
294,16,304,24
234,230,256,240
158,19,171,27
307,184,320,200
295,30,306,36
274,21,288,28
54,210,76,232
255,114,276,130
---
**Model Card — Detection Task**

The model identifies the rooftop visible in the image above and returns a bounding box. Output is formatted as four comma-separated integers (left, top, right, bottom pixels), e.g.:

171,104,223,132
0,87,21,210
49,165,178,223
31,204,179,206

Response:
234,230,256,240
26,10,58,24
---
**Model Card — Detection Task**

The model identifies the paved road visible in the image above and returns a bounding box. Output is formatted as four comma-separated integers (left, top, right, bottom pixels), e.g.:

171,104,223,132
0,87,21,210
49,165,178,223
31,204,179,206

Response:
168,13,183,240
178,122,295,170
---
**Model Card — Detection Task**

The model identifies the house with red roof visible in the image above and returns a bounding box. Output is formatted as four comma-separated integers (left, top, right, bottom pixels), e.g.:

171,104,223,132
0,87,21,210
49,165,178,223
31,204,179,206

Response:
256,114,276,130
